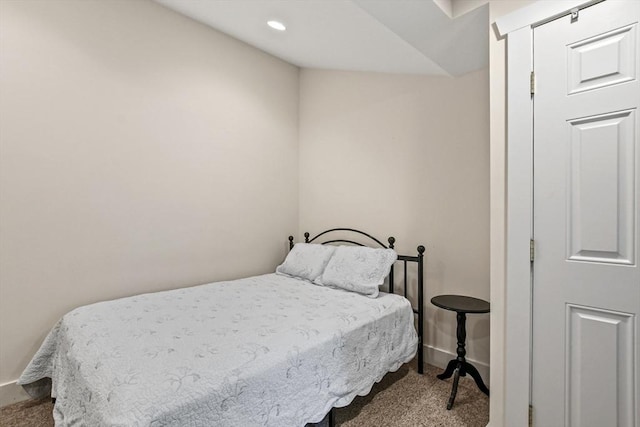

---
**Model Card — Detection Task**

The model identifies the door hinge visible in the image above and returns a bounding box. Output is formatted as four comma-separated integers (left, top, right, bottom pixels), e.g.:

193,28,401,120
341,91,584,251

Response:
529,405,533,426
530,239,535,262
530,71,536,95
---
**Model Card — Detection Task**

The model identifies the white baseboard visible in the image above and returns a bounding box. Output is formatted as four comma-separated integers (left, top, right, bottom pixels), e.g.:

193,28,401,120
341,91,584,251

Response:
0,381,30,407
424,344,490,385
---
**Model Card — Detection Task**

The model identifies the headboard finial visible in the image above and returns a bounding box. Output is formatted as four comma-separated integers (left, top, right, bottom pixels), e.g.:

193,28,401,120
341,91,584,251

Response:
388,236,395,249
304,232,310,243
288,236,294,250
417,245,426,255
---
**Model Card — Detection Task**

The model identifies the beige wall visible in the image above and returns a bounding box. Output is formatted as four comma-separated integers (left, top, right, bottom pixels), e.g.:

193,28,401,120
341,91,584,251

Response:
1,0,499,410
298,68,490,368
488,1,537,425
0,0,299,389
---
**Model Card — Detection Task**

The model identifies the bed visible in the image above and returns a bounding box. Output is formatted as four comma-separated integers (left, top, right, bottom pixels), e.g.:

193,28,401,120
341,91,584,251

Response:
18,228,425,426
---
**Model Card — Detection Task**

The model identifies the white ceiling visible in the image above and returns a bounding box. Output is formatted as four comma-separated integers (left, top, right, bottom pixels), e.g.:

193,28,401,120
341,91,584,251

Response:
154,0,489,77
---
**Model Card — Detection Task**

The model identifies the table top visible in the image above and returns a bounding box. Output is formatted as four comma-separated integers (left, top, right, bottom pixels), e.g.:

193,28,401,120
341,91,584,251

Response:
431,294,490,313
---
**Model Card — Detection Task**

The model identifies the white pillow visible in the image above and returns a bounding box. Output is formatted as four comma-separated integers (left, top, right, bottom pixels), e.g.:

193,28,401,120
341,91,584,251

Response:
276,243,336,282
316,246,397,298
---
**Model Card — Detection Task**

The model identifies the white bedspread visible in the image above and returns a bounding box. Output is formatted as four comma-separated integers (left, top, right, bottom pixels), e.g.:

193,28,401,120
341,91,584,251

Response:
19,273,417,426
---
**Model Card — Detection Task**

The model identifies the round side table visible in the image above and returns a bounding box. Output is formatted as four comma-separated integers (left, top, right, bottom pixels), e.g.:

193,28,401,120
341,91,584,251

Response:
431,294,490,410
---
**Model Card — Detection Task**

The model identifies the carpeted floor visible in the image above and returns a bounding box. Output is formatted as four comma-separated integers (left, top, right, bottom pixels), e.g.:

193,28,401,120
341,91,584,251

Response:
1,364,489,426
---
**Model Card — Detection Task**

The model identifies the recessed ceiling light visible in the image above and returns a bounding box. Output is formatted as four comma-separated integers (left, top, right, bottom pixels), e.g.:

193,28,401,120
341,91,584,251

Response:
267,20,286,31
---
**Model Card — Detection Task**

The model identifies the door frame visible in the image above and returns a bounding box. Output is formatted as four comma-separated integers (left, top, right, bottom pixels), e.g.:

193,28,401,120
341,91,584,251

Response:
494,1,601,426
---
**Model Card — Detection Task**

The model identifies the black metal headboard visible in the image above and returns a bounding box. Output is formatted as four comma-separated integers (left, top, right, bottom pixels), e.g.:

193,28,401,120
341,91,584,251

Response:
288,228,426,374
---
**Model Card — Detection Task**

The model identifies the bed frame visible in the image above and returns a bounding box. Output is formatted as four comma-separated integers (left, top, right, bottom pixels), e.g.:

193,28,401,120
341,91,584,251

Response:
289,228,426,374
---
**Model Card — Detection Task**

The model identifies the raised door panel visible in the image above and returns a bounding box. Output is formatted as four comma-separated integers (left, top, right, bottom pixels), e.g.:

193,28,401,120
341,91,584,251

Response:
566,305,635,427
568,24,637,94
567,110,636,265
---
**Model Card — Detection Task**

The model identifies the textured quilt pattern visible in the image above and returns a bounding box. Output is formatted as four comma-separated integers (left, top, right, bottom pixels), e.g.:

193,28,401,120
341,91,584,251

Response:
19,274,418,426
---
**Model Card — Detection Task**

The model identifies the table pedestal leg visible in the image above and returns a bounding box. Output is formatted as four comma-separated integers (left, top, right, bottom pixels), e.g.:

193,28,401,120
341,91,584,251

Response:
446,365,461,410
437,312,489,409
437,359,458,380
465,361,490,396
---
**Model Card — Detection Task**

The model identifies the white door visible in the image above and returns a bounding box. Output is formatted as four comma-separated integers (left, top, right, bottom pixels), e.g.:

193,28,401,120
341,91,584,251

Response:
532,1,640,426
